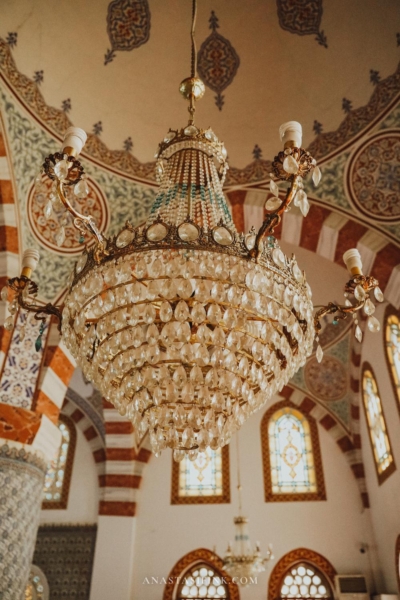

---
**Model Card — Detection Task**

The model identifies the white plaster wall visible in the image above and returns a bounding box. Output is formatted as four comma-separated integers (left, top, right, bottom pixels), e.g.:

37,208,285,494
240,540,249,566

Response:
40,424,99,524
361,302,400,593
132,406,373,600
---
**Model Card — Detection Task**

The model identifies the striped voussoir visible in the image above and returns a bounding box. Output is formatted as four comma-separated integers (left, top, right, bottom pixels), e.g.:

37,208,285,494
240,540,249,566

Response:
100,399,151,516
282,384,369,508
0,127,19,375
348,315,369,508
33,321,76,425
61,397,106,489
225,191,400,309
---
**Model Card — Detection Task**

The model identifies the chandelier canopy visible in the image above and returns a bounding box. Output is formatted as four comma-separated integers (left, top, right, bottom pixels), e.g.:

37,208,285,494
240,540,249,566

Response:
3,0,384,461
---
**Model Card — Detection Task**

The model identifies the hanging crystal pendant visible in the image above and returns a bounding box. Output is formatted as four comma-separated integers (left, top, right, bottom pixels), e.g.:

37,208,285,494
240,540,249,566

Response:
355,325,363,343
316,344,323,363
283,155,298,174
54,159,69,180
55,226,66,247
367,316,380,333
269,179,279,197
312,165,322,186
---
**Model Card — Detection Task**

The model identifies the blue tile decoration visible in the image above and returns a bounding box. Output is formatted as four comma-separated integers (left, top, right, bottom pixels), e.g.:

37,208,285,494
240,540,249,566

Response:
105,0,151,65
197,11,240,110
276,0,328,48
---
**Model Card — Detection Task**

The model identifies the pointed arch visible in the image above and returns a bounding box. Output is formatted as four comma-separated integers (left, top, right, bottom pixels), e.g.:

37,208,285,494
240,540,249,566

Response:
261,399,326,502
361,362,396,485
42,413,76,509
384,305,400,415
268,548,336,600
163,548,239,600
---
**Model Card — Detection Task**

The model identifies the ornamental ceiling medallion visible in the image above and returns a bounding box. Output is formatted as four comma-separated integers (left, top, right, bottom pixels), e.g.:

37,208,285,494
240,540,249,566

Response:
304,355,348,402
276,0,328,48
198,11,240,110
27,175,109,255
347,130,400,221
105,0,151,65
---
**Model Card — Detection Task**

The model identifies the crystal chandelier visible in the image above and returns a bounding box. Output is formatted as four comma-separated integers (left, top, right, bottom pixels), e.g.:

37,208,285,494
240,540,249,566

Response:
222,435,273,583
3,1,384,461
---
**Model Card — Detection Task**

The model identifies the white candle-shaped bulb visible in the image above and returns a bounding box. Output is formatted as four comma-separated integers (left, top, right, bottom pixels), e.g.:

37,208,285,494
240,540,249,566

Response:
343,248,363,275
21,248,40,278
61,126,87,156
279,121,302,148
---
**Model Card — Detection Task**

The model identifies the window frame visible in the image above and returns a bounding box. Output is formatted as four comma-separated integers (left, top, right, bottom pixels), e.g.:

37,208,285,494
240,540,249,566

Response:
42,413,77,510
162,548,239,600
384,305,400,417
261,399,326,502
171,445,230,505
361,362,396,486
268,548,336,600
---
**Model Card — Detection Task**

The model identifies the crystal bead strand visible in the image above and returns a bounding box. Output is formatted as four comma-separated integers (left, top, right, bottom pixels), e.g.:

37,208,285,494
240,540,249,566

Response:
198,151,207,229
203,154,217,230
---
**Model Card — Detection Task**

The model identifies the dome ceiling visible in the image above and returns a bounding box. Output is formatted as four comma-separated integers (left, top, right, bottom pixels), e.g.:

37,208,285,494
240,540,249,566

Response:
1,0,399,169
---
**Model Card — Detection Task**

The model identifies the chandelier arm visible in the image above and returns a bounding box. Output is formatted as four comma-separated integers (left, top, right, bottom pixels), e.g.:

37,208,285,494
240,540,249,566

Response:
313,300,364,333
55,180,110,262
7,276,63,331
250,174,300,260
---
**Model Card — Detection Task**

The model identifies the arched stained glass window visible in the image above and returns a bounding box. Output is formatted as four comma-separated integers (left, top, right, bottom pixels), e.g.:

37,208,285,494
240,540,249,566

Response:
171,446,230,504
42,414,76,509
362,364,395,485
163,549,239,600
385,308,400,411
261,400,326,502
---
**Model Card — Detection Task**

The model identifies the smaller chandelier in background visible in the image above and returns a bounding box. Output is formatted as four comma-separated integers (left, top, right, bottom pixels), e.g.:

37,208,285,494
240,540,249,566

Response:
222,435,273,583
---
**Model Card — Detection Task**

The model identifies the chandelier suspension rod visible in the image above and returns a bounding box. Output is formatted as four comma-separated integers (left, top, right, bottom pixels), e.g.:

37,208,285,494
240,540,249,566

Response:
190,0,198,79
236,432,243,515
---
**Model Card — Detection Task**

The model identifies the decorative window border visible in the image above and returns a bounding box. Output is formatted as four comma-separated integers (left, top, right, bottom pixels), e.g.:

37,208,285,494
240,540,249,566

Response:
396,534,400,593
261,399,326,502
162,548,239,600
171,445,230,505
361,362,396,486
384,305,400,417
42,413,77,510
268,547,336,600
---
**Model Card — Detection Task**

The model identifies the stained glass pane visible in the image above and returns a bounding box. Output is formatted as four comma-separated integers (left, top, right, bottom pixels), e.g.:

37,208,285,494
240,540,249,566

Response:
269,407,317,494
177,563,228,599
280,563,332,599
179,448,223,497
362,369,394,476
43,422,70,502
386,314,400,405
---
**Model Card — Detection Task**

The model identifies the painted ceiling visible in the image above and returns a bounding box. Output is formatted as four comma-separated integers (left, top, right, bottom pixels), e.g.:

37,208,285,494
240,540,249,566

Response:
1,0,400,444
1,0,399,168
